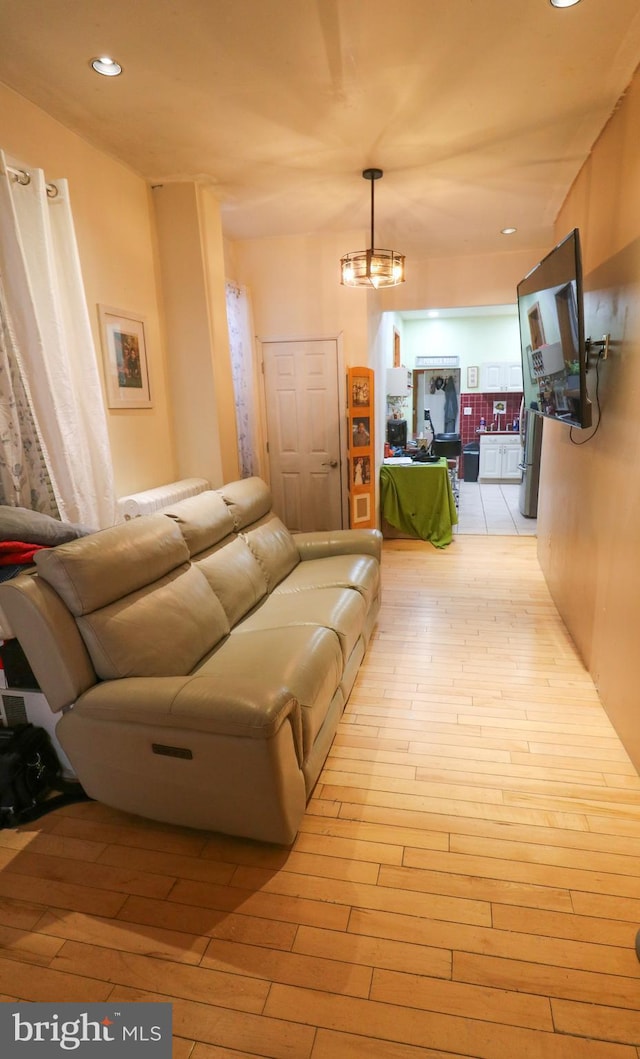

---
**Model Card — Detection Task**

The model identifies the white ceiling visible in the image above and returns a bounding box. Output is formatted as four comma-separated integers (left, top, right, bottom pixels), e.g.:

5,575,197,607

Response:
1,0,639,261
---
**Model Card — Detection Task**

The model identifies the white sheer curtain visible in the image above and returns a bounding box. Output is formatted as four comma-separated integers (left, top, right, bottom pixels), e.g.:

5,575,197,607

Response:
225,281,259,478
0,270,59,515
0,151,115,527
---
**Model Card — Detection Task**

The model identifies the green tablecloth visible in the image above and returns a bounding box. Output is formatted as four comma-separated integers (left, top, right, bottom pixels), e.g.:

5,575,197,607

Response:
380,460,458,548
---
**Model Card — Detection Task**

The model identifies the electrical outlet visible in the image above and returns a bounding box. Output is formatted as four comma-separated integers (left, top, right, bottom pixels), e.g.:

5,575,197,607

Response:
463,406,472,415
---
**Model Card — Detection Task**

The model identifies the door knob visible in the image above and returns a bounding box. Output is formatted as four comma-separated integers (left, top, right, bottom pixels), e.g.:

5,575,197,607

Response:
322,459,338,468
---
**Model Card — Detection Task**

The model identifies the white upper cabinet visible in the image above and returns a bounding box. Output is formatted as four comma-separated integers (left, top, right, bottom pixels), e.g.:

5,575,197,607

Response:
479,362,523,392
386,367,412,395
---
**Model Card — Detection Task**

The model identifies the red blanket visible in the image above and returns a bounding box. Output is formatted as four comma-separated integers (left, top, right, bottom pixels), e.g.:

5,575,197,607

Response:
0,541,48,566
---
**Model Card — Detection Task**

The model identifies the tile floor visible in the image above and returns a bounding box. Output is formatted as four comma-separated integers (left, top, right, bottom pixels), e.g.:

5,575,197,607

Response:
456,480,537,535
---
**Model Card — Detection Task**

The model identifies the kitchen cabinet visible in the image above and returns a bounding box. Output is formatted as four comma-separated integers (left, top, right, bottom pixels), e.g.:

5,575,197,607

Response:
479,433,522,480
479,361,523,392
386,367,412,395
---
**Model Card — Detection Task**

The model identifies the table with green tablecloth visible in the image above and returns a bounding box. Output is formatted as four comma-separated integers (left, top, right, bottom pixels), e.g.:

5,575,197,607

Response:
379,459,458,548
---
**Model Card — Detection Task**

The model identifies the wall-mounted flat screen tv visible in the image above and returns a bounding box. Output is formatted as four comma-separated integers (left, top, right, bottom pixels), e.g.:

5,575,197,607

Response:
516,228,591,429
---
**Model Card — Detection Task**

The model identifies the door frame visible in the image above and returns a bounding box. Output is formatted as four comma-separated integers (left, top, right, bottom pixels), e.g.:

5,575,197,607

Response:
256,333,348,529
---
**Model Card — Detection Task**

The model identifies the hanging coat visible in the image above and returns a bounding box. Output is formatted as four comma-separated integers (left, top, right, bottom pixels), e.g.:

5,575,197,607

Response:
444,375,458,433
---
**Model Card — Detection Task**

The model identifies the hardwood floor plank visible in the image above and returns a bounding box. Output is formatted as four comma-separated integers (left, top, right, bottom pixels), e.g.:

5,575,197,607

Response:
347,907,638,977
298,814,450,854
403,845,640,900
0,894,53,931
35,908,209,964
552,997,640,1046
230,864,492,927
0,868,127,917
453,832,640,876
369,966,553,1030
0,952,111,1001
378,864,573,913
263,982,636,1058
1,848,177,899
50,940,270,1012
110,984,315,1059
311,1027,465,1059
201,937,373,998
328,784,591,830
294,924,452,980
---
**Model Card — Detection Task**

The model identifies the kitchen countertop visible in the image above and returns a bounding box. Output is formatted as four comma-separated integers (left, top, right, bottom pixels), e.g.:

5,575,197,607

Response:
477,430,521,436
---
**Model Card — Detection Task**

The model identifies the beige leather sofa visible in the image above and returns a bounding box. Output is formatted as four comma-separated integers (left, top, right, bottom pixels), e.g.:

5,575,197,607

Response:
0,477,381,843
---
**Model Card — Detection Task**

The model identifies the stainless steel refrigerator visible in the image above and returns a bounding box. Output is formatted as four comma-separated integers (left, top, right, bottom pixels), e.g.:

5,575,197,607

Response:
519,409,543,517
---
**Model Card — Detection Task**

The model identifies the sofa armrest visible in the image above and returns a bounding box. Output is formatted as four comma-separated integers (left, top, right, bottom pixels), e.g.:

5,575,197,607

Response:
294,528,382,563
74,675,303,757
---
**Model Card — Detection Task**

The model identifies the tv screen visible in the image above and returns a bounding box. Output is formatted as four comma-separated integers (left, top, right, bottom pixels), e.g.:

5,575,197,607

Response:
517,229,591,429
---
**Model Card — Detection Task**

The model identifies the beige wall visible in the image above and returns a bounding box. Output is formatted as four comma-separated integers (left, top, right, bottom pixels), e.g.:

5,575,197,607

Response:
0,82,177,498
537,69,640,768
232,231,371,363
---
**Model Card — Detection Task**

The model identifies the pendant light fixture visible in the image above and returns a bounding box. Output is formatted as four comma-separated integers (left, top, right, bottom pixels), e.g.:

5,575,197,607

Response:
341,168,405,288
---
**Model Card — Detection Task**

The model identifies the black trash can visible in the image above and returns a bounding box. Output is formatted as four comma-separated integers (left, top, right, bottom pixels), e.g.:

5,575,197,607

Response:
463,442,480,482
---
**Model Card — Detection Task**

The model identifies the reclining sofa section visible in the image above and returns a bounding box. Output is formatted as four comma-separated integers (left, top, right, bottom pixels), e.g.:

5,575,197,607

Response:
0,477,381,843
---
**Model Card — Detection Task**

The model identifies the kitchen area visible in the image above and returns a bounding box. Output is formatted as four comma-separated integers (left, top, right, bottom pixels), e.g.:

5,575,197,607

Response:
381,306,542,538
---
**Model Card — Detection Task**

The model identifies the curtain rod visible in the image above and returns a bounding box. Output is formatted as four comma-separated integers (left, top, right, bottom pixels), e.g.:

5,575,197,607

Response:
6,164,59,199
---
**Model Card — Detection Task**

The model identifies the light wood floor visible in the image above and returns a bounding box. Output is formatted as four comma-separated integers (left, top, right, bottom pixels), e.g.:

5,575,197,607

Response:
3,534,640,1058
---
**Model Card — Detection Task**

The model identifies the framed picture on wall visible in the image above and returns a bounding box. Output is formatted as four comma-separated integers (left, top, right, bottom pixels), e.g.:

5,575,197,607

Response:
467,366,479,388
98,304,152,409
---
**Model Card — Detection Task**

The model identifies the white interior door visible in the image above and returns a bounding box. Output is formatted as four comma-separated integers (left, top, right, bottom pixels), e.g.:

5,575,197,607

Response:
262,339,344,531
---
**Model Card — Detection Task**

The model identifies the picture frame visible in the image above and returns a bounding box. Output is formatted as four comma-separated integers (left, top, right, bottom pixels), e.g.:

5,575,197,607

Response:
467,365,479,388
351,375,371,407
352,493,371,525
351,416,371,448
351,455,371,487
98,305,152,409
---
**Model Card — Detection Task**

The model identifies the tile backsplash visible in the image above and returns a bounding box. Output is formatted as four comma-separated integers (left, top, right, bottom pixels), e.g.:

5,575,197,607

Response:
459,392,523,446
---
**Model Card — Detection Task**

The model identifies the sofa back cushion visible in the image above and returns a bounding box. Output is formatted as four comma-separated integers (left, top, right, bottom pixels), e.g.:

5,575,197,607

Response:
162,491,235,557
35,516,190,615
242,515,300,590
35,515,230,679
217,476,272,530
197,537,268,626
77,565,230,679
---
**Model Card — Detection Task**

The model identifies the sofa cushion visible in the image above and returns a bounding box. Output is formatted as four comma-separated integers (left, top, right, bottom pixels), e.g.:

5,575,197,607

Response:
77,565,230,679
196,625,343,757
162,491,236,557
35,516,189,616
273,554,380,610
241,515,300,590
196,537,268,626
235,586,367,662
217,476,272,530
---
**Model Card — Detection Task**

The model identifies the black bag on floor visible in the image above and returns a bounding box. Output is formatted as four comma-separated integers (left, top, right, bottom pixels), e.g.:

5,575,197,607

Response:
0,723,89,828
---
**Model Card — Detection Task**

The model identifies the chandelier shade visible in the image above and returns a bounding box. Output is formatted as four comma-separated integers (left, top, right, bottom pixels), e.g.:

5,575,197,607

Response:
340,169,405,288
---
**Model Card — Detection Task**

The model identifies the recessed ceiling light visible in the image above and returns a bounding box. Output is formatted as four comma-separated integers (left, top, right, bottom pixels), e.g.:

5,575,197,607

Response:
550,0,581,8
501,227,517,235
90,56,123,77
